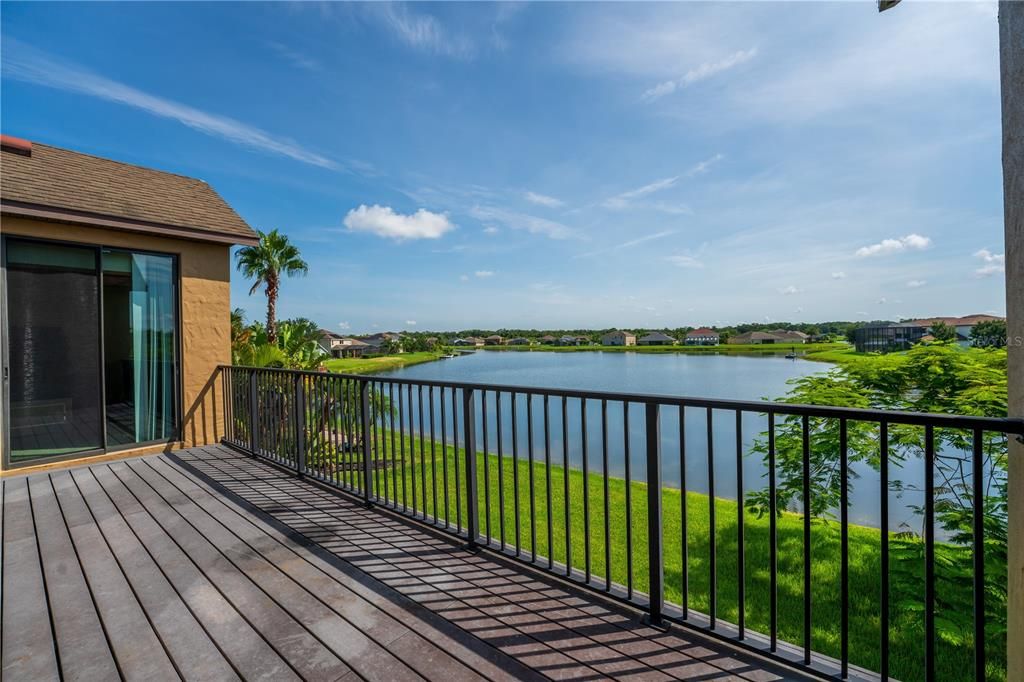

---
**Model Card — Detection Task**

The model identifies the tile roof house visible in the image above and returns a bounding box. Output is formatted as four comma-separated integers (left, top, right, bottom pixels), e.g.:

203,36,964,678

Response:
601,330,636,346
637,332,676,346
728,329,809,345
684,327,720,346
1,135,258,471
484,335,504,345
318,330,370,358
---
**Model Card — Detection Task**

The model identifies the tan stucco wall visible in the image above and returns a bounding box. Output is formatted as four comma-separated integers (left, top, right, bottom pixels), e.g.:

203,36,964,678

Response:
1,215,231,468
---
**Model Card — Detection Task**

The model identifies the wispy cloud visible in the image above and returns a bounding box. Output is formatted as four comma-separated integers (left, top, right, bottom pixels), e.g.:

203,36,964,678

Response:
3,37,338,169
470,206,581,240
687,154,724,176
778,285,801,295
831,271,847,280
475,270,495,278
576,229,677,258
855,233,931,257
906,279,927,288
974,248,1005,277
603,176,678,209
524,191,564,208
643,48,758,101
368,3,473,58
666,254,704,269
267,41,321,71
338,321,351,330
344,204,454,240
405,320,417,326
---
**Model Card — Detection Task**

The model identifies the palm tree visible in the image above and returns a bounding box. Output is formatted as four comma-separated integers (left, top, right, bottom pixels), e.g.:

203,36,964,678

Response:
235,229,308,344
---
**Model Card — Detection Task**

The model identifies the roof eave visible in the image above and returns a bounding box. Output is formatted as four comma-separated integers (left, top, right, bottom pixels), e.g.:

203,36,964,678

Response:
1,200,260,246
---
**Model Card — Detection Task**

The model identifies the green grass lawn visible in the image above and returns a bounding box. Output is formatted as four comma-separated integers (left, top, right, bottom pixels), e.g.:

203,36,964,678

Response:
304,428,999,682
323,351,443,375
480,342,848,355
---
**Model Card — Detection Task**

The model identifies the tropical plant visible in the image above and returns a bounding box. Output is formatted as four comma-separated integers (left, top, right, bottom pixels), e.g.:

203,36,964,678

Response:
747,344,1010,666
929,320,958,342
970,319,1007,348
235,229,308,344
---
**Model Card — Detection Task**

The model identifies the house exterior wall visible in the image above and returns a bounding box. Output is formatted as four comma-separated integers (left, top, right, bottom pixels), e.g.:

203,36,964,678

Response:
1000,2,1023,676
1,215,231,470
601,331,635,346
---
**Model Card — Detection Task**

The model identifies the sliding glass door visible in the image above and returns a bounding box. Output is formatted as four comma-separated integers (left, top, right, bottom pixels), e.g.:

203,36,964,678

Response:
3,237,180,467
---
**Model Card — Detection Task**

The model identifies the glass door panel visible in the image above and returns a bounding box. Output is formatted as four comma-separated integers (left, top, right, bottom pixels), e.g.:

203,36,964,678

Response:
5,240,103,462
102,251,177,446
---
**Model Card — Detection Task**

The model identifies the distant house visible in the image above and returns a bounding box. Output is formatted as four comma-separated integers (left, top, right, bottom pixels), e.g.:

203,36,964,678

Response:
359,332,404,354
853,324,927,353
318,330,370,358
902,314,1005,347
684,327,719,346
453,337,485,347
601,330,636,347
557,335,589,346
484,334,504,346
507,337,532,346
729,329,809,345
538,334,558,345
637,332,676,346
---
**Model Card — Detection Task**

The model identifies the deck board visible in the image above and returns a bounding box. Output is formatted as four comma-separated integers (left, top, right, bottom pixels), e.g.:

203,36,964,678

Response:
1,445,812,682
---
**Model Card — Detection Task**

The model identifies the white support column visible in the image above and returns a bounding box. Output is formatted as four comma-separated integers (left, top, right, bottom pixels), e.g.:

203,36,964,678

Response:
1000,2,1023,679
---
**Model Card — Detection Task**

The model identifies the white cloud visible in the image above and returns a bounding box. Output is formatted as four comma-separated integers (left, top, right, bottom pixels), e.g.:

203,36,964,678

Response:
831,271,847,280
368,3,473,58
974,249,1005,277
344,204,454,240
603,176,679,209
267,41,321,71
906,279,927,288
482,225,500,235
855,234,932,257
687,154,724,176
878,297,887,304
475,270,495,278
470,206,581,240
576,229,677,258
405,320,417,326
666,254,704,269
643,48,757,101
778,285,801,295
524,191,564,208
338,321,351,330
3,38,338,169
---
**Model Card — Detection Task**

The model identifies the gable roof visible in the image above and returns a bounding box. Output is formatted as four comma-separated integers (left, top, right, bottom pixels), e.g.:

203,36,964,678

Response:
1,135,258,245
686,327,718,337
639,331,676,342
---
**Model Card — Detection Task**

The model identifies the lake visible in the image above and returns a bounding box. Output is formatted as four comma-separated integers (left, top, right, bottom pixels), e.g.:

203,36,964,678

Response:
376,350,925,531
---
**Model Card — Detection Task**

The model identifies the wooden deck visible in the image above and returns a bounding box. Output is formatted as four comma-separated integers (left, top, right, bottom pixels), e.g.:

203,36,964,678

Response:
2,444,811,681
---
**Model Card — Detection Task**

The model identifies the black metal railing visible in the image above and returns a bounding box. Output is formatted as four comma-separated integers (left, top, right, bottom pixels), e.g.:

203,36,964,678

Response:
220,365,1024,682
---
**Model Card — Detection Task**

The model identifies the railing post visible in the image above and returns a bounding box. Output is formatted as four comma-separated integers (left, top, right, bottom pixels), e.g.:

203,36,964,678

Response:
294,373,306,475
463,388,480,550
249,369,259,454
643,401,667,630
360,379,373,506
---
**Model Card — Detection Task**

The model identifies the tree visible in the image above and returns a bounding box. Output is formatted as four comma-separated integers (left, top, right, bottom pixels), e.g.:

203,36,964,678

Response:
235,229,308,345
970,319,1007,348
929,320,957,342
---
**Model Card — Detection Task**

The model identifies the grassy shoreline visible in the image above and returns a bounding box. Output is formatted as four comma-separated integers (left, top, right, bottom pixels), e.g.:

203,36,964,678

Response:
479,342,848,355
305,429,994,682
324,351,444,375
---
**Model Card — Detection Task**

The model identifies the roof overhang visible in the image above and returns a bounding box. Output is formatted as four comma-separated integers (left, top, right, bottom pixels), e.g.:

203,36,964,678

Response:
1,199,260,246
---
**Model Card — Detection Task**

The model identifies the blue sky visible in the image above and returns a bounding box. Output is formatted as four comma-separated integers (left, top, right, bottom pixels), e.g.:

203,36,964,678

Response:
1,1,1008,333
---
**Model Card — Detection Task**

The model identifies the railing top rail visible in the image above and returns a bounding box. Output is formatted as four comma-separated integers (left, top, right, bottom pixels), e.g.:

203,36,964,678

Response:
220,364,1024,434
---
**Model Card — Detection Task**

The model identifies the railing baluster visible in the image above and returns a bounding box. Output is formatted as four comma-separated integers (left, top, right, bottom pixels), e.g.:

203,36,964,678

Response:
399,383,407,512
802,414,811,665
389,382,397,507
680,405,688,619
562,396,571,577
440,387,449,528
736,409,744,639
769,411,777,652
602,399,611,592
880,420,889,680
430,386,439,524
528,393,537,562
463,387,479,548
544,394,553,569
512,393,521,555
925,424,935,681
707,407,716,628
840,418,849,679
624,401,633,599
408,384,415,514
418,385,426,518
361,379,372,505
972,428,985,682
483,390,491,542
581,398,591,583
497,391,506,550
452,387,462,532
249,370,259,454
295,374,306,476
644,402,664,628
